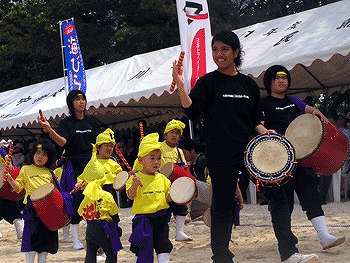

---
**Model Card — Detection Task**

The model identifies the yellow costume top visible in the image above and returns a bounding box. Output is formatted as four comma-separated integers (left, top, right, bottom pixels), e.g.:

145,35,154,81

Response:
78,144,120,221
126,171,171,215
15,165,54,204
160,141,186,167
78,185,119,221
53,167,63,182
77,158,122,186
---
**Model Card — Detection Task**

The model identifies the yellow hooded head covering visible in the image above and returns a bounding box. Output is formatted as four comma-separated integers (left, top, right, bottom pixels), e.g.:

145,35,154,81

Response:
164,119,186,135
80,144,108,200
138,133,162,158
96,128,115,146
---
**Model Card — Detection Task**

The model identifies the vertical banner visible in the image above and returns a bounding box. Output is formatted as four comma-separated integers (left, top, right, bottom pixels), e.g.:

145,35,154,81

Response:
60,19,87,94
176,0,214,91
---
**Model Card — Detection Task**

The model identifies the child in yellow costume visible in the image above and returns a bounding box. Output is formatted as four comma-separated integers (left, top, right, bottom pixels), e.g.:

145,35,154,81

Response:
132,119,192,241
66,128,123,246
162,119,192,241
126,133,172,263
78,144,122,263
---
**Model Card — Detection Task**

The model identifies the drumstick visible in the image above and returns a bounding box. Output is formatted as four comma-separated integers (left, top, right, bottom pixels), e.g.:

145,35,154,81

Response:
3,143,14,184
170,51,185,92
115,147,134,175
69,181,85,194
39,109,45,121
39,109,49,133
139,121,144,141
115,146,144,187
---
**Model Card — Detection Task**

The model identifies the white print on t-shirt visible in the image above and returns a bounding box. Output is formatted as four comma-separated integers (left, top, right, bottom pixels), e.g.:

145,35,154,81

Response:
76,129,92,133
223,94,249,99
275,104,296,110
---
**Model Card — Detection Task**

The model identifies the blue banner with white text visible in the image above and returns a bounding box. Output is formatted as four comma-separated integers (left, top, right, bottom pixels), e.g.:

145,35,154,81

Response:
61,19,87,93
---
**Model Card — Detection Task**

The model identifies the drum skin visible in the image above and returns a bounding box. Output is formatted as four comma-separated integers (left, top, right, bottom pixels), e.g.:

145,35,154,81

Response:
244,133,296,187
113,171,129,191
285,114,349,175
0,164,25,201
160,162,196,183
170,177,197,205
30,183,70,231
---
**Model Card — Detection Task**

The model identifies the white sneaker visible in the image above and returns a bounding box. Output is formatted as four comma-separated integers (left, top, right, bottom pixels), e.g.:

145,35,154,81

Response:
322,236,345,250
96,253,106,262
282,253,319,263
0,231,2,238
72,240,84,250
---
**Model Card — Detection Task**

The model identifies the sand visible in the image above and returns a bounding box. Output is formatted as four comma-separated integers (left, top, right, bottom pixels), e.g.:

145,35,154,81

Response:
0,201,349,263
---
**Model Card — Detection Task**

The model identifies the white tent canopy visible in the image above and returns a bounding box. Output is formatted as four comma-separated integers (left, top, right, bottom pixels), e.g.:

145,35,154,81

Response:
1,0,350,139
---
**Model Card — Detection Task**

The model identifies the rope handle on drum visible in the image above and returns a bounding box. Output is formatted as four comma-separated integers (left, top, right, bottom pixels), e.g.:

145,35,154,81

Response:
170,51,185,92
3,143,14,184
115,146,143,186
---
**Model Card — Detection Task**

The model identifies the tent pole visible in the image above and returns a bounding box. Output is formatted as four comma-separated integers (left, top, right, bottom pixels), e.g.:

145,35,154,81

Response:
300,64,329,97
59,19,70,97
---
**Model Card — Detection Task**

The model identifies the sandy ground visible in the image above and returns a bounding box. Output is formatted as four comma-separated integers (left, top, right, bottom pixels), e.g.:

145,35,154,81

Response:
0,201,349,263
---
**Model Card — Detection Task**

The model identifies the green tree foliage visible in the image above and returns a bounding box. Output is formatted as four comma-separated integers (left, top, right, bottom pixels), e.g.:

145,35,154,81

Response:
0,0,60,92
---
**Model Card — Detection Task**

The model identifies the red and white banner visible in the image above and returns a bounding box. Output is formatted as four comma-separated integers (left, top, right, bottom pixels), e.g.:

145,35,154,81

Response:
176,0,214,91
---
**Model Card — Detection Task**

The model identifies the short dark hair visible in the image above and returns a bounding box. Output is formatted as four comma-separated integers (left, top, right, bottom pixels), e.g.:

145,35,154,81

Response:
178,138,200,154
66,90,87,118
211,30,243,68
263,65,291,95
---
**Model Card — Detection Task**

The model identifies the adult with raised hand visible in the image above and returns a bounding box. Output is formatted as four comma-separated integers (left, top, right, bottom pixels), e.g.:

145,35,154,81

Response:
38,89,100,250
172,29,270,263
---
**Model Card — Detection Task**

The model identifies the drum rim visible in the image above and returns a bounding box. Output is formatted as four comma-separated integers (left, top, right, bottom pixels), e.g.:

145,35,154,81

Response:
285,114,325,161
244,133,296,187
160,162,173,178
30,183,56,202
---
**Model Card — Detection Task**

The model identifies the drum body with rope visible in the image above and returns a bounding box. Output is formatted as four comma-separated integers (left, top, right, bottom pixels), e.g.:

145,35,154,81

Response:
195,180,212,207
160,162,196,183
244,133,296,187
285,114,349,176
30,183,70,231
189,180,212,220
0,164,25,201
113,171,129,191
170,177,197,205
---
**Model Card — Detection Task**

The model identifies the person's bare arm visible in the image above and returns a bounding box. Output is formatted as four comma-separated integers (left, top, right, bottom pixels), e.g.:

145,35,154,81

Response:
235,183,244,210
127,175,142,200
38,118,67,147
305,105,328,123
172,61,192,108
4,171,20,193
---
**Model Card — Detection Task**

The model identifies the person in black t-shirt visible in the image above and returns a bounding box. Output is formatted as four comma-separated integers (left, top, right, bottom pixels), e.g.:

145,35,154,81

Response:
259,65,344,263
173,30,272,263
39,90,100,250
